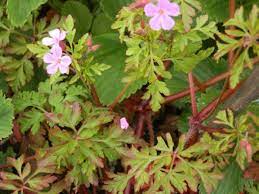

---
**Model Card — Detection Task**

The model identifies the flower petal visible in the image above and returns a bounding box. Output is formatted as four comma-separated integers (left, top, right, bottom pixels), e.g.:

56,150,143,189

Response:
157,0,171,9
60,55,72,66
43,53,55,64
58,63,69,74
42,37,54,46
49,29,61,39
166,2,180,16
161,14,175,30
59,30,66,41
50,45,63,58
46,64,58,75
120,117,129,129
149,15,162,31
144,3,159,17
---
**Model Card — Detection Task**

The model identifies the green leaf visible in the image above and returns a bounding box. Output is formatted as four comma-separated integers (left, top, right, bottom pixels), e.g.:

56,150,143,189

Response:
198,0,228,22
215,109,234,128
173,48,214,73
7,0,47,27
61,1,93,39
0,31,10,47
19,109,44,134
12,91,46,112
230,49,249,89
0,72,8,94
93,33,146,105
27,44,48,58
143,80,170,111
91,13,114,36
0,93,14,140
0,58,34,92
100,0,132,19
178,0,202,31
212,161,245,194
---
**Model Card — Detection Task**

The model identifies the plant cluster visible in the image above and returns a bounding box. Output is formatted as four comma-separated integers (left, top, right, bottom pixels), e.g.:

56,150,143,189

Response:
0,0,258,193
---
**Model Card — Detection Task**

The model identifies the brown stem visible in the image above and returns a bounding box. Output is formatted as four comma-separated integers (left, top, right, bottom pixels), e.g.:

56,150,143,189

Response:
198,83,241,122
124,180,132,194
90,84,101,106
188,72,198,117
145,113,155,146
13,121,22,143
136,114,145,138
164,71,230,104
109,82,131,110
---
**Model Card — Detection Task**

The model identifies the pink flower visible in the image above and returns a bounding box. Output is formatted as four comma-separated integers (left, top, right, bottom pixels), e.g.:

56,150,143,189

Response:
144,0,180,31
43,46,72,75
42,29,66,47
120,117,129,130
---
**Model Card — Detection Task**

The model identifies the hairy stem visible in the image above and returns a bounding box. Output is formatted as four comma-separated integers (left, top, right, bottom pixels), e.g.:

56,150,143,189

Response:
188,72,198,117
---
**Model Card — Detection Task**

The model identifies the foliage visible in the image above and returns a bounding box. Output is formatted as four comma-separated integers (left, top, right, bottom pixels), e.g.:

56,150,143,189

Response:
214,5,259,88
6,0,47,27
0,92,14,140
0,155,57,193
105,109,259,193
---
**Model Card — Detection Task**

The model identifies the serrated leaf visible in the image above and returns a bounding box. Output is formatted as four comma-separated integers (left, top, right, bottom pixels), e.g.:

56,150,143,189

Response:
0,58,34,92
212,161,245,194
178,0,202,31
19,109,44,134
0,93,14,140
27,44,48,58
0,31,10,47
7,0,47,27
12,91,46,112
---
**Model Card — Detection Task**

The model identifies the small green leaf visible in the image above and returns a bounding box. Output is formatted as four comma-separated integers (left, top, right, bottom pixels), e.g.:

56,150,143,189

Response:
19,109,44,134
0,93,14,140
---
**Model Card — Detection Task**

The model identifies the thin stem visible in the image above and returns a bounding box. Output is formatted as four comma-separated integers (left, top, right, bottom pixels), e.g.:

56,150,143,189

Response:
124,181,132,194
164,71,230,104
188,72,198,117
109,82,132,110
90,84,102,106
136,114,145,138
198,83,241,122
146,113,155,146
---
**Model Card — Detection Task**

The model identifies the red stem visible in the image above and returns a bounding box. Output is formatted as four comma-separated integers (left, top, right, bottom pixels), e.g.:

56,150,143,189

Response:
198,83,241,121
164,71,230,104
145,113,155,146
136,114,145,138
124,180,132,194
188,72,198,117
90,84,102,106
